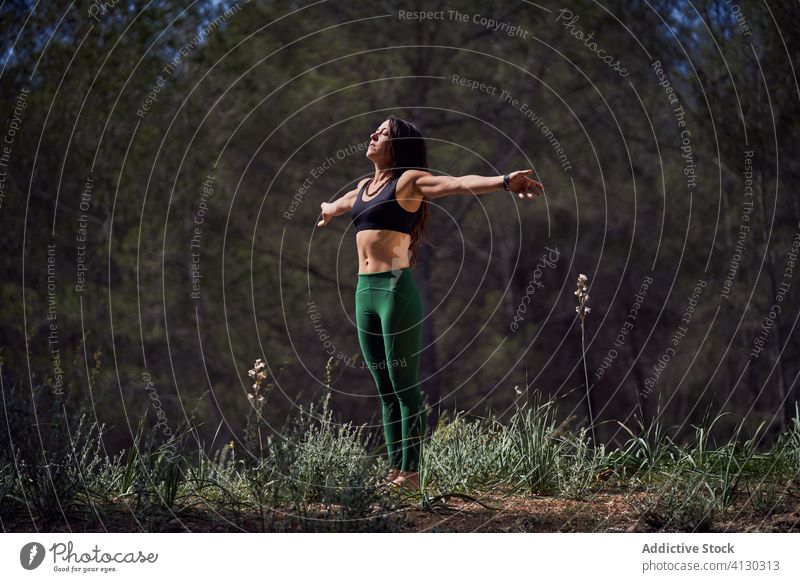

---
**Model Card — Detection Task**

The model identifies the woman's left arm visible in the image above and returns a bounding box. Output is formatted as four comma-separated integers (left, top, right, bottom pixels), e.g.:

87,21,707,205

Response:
410,169,544,200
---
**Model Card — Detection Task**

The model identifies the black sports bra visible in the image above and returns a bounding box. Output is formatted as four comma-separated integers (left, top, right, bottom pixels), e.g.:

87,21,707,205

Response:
350,171,420,235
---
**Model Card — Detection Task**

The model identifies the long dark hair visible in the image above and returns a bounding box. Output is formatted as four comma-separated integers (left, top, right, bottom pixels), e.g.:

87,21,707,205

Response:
386,114,429,268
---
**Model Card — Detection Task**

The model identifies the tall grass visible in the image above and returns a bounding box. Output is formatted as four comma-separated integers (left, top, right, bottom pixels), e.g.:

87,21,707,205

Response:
624,405,800,531
1,381,106,527
419,392,606,500
1,371,799,532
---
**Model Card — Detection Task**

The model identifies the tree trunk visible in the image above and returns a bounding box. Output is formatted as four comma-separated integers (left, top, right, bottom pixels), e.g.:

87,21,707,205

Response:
756,165,789,432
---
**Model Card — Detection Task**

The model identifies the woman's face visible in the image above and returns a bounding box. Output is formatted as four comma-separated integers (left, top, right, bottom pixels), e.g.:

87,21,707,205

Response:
366,119,392,164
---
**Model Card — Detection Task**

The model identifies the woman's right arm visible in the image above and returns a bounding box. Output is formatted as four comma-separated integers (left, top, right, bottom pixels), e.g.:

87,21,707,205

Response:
317,179,367,228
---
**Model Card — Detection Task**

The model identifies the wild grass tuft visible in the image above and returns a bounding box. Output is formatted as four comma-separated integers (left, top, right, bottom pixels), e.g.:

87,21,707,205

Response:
2,367,799,532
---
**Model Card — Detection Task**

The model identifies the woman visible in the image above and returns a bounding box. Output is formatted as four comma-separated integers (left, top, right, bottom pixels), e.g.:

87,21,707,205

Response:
316,115,544,490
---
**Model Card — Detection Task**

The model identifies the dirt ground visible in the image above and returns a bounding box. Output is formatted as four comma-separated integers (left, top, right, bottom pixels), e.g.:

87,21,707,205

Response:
4,486,799,533
387,489,800,533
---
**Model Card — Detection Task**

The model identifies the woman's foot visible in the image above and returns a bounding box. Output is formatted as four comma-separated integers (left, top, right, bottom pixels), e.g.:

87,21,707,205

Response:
378,468,401,487
390,470,420,490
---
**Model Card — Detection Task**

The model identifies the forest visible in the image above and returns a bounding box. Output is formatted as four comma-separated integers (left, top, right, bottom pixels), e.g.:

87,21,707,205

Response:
1,0,799,533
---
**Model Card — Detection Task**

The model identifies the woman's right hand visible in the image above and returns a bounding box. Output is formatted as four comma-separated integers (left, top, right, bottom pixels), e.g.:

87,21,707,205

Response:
317,201,336,227
508,169,545,198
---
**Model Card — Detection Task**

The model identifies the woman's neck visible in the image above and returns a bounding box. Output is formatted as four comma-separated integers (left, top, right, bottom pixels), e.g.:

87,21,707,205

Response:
372,164,394,183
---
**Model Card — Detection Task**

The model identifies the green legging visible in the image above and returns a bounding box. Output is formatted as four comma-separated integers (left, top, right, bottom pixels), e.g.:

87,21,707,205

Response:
355,267,426,472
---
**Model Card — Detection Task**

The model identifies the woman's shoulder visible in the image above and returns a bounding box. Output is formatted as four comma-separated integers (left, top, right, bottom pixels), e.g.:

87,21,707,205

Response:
398,169,431,180
396,169,429,203
396,169,431,189
353,176,371,193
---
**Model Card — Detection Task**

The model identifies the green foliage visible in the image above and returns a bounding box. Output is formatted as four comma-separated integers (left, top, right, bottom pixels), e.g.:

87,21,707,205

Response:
635,469,721,532
421,395,609,500
424,410,508,492
2,0,799,449
503,396,564,495
2,0,800,533
2,374,799,531
745,479,791,517
0,381,106,526
555,427,605,500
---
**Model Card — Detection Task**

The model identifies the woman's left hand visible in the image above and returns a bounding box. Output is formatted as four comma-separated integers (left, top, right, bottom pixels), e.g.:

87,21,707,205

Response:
508,169,545,199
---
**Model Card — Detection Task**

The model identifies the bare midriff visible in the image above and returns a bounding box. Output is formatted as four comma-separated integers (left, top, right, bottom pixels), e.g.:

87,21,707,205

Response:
356,229,412,273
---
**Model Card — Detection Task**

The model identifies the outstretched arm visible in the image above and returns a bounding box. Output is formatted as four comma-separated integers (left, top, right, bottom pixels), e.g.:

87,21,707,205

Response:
317,179,368,228
409,169,544,200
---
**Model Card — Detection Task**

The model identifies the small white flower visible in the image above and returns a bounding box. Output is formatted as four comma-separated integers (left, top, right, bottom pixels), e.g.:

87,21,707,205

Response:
514,385,523,395
248,370,256,378
247,393,254,400
258,396,264,402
